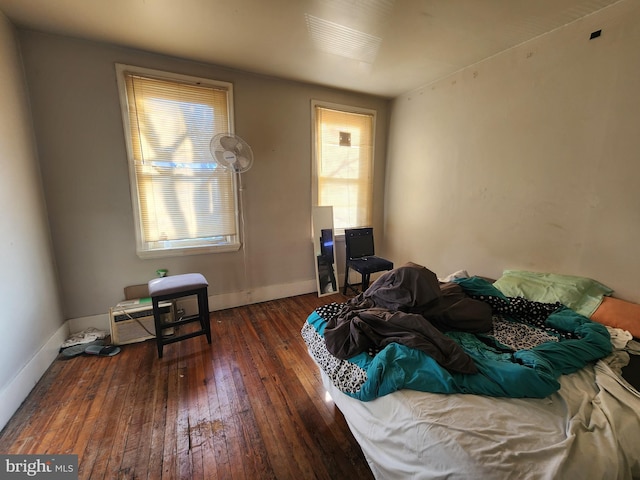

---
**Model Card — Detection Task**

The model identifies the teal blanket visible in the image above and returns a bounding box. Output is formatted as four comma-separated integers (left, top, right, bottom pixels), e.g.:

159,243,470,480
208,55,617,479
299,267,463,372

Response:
301,277,611,401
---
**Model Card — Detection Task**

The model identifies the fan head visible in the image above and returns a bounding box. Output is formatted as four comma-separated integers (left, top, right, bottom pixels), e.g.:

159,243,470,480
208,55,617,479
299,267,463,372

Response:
210,133,254,173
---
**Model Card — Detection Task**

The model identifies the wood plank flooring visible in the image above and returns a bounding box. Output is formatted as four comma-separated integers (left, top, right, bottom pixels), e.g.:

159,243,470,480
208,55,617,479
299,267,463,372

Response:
0,293,374,480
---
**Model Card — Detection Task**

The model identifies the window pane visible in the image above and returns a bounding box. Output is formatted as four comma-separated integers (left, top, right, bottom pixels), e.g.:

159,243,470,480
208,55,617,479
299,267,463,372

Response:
135,163,236,242
117,65,238,256
315,106,374,231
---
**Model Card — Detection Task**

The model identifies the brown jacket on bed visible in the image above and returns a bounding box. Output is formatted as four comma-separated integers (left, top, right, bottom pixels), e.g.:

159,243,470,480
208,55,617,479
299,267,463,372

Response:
324,263,492,374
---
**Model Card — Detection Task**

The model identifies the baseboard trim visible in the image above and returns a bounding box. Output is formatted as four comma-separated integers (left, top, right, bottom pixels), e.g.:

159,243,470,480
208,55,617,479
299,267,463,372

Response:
213,278,318,311
68,278,319,334
0,322,70,432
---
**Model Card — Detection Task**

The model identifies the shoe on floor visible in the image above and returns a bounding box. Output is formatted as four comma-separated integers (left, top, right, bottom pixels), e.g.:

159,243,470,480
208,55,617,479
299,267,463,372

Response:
60,339,105,359
84,344,121,357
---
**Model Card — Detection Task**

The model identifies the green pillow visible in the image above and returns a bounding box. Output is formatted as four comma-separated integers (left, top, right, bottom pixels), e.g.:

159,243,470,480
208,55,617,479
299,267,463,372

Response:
493,270,612,317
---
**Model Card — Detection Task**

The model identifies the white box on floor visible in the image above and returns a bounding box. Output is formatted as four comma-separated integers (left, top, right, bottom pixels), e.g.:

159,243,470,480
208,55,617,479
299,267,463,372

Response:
109,299,174,345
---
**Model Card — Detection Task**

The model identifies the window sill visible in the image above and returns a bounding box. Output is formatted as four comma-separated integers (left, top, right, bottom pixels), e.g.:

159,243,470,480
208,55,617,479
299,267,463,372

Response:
136,242,241,259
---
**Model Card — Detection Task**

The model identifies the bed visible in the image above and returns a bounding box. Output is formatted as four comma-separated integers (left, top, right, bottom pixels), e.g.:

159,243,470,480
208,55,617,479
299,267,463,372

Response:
302,263,640,479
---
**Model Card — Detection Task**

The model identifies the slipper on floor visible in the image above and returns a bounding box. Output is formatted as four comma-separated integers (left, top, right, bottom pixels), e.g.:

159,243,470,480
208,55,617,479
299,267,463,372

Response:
84,345,121,357
61,339,105,359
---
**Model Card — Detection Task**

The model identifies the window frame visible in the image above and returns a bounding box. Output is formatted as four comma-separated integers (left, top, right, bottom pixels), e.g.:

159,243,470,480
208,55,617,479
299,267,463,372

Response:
311,100,377,236
115,64,240,258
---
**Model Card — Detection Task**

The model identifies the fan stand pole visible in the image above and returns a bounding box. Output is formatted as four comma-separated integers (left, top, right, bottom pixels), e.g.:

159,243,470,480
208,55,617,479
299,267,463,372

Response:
238,173,251,301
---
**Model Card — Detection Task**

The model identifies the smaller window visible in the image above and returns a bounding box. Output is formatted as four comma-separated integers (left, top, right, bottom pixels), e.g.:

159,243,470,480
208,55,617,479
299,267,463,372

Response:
116,64,239,258
312,101,376,234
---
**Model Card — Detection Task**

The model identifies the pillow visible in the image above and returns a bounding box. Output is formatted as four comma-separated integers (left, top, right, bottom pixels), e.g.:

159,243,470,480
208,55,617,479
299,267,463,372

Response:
493,270,613,318
591,297,640,339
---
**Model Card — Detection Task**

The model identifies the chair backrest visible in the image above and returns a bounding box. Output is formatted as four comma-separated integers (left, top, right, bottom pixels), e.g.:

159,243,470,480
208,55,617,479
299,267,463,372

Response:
345,227,375,260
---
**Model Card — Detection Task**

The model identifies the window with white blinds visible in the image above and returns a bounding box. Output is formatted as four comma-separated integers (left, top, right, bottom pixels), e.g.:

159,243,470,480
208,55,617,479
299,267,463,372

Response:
116,64,239,258
312,102,375,233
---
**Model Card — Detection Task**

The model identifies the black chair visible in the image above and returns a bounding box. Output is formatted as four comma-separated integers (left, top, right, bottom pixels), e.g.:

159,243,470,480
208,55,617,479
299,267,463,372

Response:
148,273,212,358
343,227,393,295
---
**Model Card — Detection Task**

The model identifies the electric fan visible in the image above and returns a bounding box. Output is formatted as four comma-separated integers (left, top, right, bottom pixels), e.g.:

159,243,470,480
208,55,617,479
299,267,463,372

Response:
209,133,254,173
209,132,253,285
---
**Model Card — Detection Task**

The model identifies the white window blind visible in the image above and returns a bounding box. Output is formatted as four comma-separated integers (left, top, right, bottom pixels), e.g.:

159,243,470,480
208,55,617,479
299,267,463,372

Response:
314,104,375,232
116,65,239,257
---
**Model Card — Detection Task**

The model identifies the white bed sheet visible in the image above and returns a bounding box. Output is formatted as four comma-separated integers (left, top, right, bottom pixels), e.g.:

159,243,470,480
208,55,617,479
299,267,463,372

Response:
321,350,640,480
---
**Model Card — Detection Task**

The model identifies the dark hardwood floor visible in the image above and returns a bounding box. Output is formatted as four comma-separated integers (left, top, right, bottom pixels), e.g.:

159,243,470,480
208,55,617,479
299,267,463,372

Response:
0,293,374,480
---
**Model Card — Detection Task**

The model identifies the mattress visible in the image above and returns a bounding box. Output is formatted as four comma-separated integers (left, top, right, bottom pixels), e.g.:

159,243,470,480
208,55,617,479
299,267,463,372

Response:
305,265,640,479
320,351,640,479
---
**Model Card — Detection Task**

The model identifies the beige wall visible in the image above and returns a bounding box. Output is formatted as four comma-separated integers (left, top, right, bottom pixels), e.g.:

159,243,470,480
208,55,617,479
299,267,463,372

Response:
17,30,390,319
384,0,640,302
0,13,66,429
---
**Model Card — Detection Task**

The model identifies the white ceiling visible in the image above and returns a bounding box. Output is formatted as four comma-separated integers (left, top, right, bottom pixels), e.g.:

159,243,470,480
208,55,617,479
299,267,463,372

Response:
0,0,622,98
